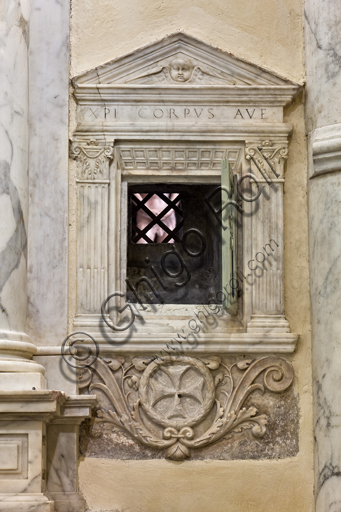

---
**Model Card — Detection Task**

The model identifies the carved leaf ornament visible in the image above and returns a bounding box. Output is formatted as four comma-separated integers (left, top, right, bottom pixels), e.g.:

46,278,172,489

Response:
79,355,294,460
70,139,114,180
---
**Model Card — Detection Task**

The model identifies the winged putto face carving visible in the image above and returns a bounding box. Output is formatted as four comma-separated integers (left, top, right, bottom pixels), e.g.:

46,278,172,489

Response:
168,57,194,82
125,53,247,85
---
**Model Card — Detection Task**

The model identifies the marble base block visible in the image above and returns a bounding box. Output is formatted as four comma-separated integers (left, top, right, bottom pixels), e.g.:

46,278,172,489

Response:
247,315,291,333
0,393,96,512
0,373,47,392
0,340,46,391
0,494,53,512
47,492,85,512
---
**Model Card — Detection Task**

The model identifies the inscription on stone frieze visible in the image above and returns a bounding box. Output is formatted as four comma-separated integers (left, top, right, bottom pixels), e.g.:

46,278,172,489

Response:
77,105,282,123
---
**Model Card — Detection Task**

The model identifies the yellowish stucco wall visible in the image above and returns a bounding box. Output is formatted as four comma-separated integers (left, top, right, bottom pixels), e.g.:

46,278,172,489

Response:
70,1,313,510
70,0,305,83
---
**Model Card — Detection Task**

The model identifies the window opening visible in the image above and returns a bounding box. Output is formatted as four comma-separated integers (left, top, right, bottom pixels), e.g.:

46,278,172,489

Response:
127,184,222,305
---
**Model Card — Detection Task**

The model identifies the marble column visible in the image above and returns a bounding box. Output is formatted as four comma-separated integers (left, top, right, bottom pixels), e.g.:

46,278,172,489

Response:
27,0,69,348
0,0,45,390
27,0,75,393
305,1,341,510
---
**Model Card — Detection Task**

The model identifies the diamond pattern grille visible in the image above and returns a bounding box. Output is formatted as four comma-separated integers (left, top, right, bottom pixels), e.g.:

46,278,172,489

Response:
131,192,183,244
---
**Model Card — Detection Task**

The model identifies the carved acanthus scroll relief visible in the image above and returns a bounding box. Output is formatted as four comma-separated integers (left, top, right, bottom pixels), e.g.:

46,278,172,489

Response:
79,355,294,461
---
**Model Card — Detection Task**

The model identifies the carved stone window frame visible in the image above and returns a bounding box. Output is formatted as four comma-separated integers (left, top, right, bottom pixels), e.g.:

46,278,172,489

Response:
70,33,300,355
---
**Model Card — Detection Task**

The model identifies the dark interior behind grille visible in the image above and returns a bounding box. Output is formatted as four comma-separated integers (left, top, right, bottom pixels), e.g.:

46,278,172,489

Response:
127,184,222,305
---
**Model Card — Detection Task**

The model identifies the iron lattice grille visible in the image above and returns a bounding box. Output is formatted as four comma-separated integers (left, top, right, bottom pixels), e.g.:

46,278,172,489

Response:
131,192,183,244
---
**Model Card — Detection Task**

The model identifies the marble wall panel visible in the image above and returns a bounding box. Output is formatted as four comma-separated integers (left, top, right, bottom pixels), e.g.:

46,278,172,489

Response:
47,425,77,492
0,420,44,494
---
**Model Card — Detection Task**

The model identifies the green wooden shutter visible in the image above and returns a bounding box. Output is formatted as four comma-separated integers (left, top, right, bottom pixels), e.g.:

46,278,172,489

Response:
221,159,238,315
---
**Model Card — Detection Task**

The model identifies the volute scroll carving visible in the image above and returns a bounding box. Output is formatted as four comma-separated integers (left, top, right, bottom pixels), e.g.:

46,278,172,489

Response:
246,140,288,180
70,139,114,181
79,354,294,461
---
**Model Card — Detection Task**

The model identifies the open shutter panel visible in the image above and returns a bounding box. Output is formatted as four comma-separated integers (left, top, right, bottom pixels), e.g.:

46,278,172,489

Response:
221,159,238,316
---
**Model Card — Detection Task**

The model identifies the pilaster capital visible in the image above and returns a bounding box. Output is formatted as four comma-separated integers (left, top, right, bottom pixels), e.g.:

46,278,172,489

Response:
245,139,288,180
70,138,115,181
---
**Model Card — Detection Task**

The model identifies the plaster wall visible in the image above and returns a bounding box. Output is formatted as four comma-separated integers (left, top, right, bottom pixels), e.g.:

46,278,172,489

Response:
70,0,305,83
70,1,313,511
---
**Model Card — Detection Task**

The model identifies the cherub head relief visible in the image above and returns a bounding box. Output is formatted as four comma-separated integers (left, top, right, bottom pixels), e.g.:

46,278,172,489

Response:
169,57,194,82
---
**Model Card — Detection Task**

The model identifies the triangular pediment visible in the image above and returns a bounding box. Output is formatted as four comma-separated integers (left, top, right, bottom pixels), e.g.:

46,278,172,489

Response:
73,32,298,87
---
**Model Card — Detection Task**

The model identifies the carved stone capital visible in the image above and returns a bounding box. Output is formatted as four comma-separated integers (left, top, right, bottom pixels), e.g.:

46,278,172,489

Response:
70,139,114,181
79,354,294,461
245,140,288,180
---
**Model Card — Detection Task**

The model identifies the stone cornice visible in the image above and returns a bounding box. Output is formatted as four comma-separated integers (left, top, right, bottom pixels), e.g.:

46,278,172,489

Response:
73,84,300,106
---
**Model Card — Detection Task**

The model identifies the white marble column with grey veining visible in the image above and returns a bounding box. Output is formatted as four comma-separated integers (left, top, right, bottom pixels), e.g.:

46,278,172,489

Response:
305,1,341,510
27,0,69,348
0,0,45,389
27,0,75,393
26,3,88,509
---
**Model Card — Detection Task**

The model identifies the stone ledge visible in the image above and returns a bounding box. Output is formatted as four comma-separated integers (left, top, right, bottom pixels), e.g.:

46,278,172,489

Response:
37,335,299,356
0,494,53,512
51,395,97,425
0,391,66,420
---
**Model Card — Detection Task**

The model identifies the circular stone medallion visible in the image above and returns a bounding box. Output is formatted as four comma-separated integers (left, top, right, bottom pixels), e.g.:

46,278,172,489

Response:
139,356,215,429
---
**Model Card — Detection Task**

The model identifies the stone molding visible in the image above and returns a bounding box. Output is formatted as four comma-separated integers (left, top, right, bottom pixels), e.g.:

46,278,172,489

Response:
0,339,46,391
311,123,341,177
0,391,96,423
69,320,299,353
50,395,98,425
